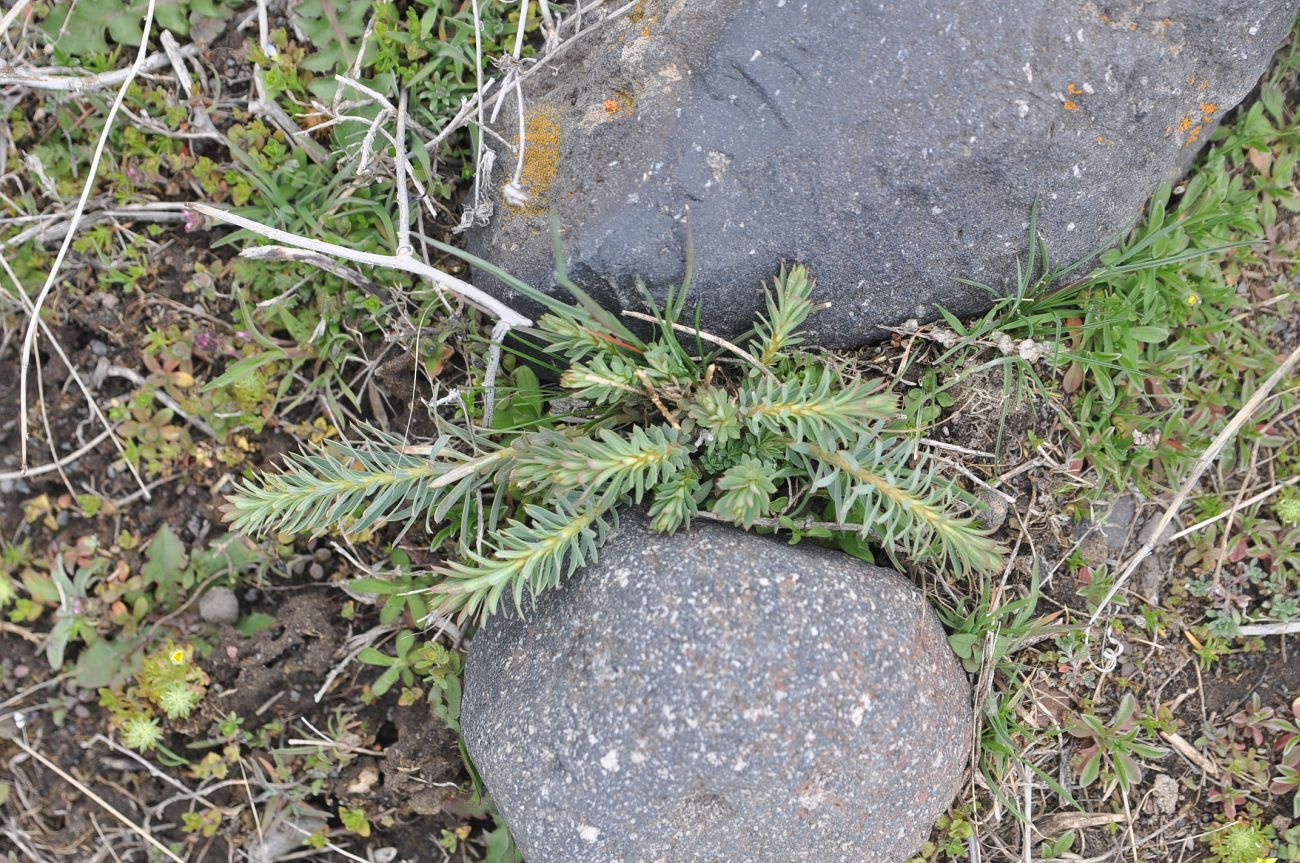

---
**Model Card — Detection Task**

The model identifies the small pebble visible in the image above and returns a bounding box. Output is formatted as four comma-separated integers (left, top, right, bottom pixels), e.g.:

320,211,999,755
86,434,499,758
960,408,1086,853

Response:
976,489,1009,533
90,339,108,357
12,664,29,679
309,562,325,580
199,586,241,625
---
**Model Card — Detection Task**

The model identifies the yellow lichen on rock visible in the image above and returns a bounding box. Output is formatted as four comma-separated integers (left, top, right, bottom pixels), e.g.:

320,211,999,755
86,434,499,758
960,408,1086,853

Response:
507,107,563,215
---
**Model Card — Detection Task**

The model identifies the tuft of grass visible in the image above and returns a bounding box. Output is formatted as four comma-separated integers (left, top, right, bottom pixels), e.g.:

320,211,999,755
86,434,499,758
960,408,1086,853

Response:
904,36,1300,494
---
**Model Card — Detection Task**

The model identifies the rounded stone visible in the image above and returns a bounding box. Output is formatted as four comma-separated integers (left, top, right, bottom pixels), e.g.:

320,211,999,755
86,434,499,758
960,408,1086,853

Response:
463,515,972,863
198,586,240,625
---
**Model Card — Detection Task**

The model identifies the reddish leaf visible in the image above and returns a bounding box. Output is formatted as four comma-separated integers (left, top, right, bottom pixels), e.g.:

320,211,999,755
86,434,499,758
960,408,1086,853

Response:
1247,146,1273,176
1063,361,1084,394
1228,535,1249,563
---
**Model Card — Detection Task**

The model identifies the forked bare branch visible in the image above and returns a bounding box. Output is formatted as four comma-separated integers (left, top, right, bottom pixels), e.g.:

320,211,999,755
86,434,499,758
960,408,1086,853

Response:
189,203,531,329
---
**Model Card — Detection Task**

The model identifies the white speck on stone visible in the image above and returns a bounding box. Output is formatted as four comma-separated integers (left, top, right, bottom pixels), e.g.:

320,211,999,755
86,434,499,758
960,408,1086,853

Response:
1016,100,1030,118
1066,222,1076,232
1023,62,1033,83
797,786,826,810
931,206,943,215
600,749,621,773
1072,164,1082,178
750,49,762,62
579,825,601,844
851,692,873,727
706,150,731,183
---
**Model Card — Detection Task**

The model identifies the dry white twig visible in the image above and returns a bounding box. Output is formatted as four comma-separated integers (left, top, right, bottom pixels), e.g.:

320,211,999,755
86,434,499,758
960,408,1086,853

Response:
255,0,273,56
536,0,560,50
11,735,186,863
0,0,34,35
18,0,159,474
240,246,385,295
1166,475,1300,542
191,203,531,328
499,0,534,206
247,3,329,166
0,428,112,483
395,88,413,255
0,44,196,91
481,319,512,428
3,203,190,248
1160,730,1220,777
160,29,220,138
622,310,780,382
0,250,149,497
455,0,494,231
1238,620,1300,637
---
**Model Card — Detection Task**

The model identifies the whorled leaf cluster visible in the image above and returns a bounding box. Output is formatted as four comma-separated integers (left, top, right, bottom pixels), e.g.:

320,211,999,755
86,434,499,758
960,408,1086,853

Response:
226,264,1004,621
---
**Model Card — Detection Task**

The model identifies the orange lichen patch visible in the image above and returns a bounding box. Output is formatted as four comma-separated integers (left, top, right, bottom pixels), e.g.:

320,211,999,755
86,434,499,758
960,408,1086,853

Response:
1095,135,1106,143
599,89,636,118
1177,115,1194,132
507,107,562,214
630,0,646,22
1200,100,1217,121
1063,100,1078,111
1067,82,1083,95
1185,124,1204,146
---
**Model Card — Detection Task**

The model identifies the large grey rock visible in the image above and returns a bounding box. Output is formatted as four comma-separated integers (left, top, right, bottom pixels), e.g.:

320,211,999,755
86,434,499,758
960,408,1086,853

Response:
470,0,1296,347
462,516,972,863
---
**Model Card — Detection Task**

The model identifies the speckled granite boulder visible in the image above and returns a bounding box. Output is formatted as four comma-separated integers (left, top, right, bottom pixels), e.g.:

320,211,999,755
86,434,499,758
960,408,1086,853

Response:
462,516,972,863
469,0,1297,347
